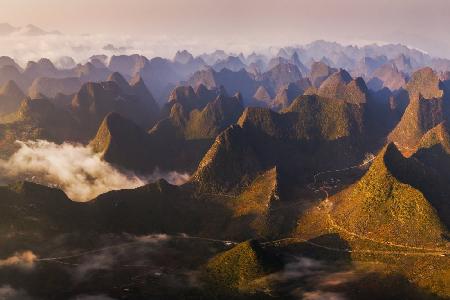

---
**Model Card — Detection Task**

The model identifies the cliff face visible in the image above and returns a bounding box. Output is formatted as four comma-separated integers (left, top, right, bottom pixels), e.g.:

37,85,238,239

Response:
388,68,447,149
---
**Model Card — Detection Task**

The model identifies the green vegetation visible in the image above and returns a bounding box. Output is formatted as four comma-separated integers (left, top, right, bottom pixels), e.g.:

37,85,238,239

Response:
185,93,243,139
417,121,450,153
388,68,446,149
193,125,262,193
388,96,444,149
203,240,280,298
284,94,364,140
334,143,446,247
316,69,369,104
225,168,278,239
295,142,449,298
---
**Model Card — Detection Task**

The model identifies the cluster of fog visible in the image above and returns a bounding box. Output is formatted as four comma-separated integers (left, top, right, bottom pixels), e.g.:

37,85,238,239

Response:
0,251,37,269
0,233,208,299
0,229,375,300
0,26,436,72
0,238,355,299
71,233,174,281
0,285,114,300
0,32,272,68
0,140,190,201
264,256,353,300
0,285,33,300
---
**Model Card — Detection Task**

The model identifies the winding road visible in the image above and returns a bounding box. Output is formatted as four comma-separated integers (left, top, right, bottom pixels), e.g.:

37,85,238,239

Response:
303,155,449,257
37,234,237,265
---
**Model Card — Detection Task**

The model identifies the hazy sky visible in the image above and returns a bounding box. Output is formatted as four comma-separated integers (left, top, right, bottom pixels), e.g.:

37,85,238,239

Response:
1,0,450,58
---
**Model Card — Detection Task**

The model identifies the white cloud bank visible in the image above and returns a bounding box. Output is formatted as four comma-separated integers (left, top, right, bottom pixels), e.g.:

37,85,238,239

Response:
0,33,269,67
0,140,190,201
0,251,37,269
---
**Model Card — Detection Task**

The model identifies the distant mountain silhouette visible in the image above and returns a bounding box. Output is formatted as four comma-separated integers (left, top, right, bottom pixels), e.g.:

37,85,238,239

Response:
108,54,147,77
262,62,304,93
0,80,25,115
352,56,387,78
309,61,337,87
213,56,246,72
72,73,159,134
315,69,369,104
0,56,23,71
271,82,303,110
368,63,407,91
28,77,82,98
174,50,194,64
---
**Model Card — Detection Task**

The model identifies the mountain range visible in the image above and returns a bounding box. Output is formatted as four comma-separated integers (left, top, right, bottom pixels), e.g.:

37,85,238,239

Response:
0,41,448,299
0,23,61,36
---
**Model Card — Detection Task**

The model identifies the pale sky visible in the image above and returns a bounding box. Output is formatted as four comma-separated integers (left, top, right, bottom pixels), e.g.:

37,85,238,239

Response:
1,0,450,58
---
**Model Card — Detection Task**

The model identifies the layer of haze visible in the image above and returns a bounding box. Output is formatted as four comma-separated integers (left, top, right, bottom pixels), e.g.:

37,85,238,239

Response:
1,0,450,58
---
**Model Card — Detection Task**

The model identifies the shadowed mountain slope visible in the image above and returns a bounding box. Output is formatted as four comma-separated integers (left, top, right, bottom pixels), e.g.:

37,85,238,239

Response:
309,61,337,87
0,80,25,115
90,89,244,173
0,97,81,156
271,82,304,111
28,77,82,98
72,72,159,135
368,63,407,91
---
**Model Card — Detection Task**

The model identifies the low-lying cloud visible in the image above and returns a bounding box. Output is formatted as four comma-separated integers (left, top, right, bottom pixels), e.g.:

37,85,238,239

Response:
264,255,357,300
0,251,37,269
0,29,282,68
73,234,172,280
134,233,171,243
145,169,191,186
0,285,33,300
302,291,347,300
0,140,190,201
